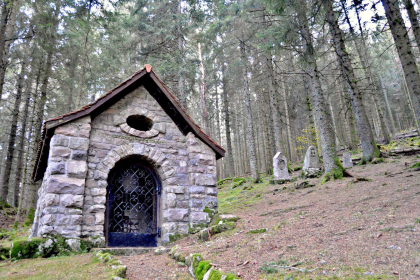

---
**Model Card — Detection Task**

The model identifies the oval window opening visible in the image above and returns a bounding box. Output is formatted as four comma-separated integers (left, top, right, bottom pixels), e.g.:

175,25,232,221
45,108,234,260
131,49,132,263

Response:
126,115,154,131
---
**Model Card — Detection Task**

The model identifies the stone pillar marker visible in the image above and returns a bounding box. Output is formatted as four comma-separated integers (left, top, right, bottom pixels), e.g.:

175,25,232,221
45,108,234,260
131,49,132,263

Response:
270,152,291,184
342,152,353,168
303,146,320,170
302,146,322,178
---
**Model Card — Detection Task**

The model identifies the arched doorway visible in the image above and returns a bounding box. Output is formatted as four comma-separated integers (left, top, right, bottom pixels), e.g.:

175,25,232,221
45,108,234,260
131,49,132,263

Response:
105,157,161,247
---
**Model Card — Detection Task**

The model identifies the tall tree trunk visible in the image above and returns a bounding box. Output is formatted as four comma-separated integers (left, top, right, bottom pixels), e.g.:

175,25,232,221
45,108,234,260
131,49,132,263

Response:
296,0,342,176
75,0,93,109
15,71,34,223
343,0,392,143
240,39,259,182
198,42,210,135
221,61,234,178
379,74,397,134
0,0,13,102
177,0,186,108
214,76,224,179
403,0,420,49
324,0,379,162
282,77,295,162
381,0,420,134
14,62,32,210
0,58,26,204
26,52,53,211
26,0,61,212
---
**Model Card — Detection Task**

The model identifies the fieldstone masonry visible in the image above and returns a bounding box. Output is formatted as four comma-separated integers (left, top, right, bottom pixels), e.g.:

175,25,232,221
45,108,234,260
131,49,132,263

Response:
31,85,219,246
32,116,91,238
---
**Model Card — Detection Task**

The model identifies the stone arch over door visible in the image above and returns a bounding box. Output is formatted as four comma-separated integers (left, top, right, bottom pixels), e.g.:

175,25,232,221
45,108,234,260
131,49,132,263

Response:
92,143,177,246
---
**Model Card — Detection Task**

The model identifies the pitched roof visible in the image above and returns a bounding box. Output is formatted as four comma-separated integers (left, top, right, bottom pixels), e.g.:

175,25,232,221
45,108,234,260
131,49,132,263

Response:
32,65,225,181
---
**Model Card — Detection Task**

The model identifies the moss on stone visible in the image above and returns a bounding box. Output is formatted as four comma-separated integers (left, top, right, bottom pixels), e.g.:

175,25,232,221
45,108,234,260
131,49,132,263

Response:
191,253,203,275
114,265,127,278
188,223,207,234
203,206,215,220
195,261,212,280
211,222,235,234
233,178,245,188
224,273,237,280
208,269,222,280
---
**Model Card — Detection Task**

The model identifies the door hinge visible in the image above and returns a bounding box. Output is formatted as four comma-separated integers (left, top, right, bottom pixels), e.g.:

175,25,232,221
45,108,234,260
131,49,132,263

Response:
158,227,161,238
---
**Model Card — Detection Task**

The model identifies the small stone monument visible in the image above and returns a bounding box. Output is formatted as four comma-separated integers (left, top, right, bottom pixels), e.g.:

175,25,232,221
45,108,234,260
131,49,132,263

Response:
342,152,353,168
270,152,292,184
302,146,321,178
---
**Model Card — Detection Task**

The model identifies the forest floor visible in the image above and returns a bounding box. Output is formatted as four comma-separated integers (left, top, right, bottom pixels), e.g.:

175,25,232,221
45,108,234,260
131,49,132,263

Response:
0,207,16,231
120,152,420,280
0,137,419,279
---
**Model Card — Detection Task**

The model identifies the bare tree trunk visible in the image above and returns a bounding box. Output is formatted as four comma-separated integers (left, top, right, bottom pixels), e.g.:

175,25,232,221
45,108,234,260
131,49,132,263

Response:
177,0,185,108
379,74,397,134
281,78,295,162
382,0,420,134
214,77,224,179
295,0,341,175
221,61,234,178
15,72,34,223
324,0,379,162
26,0,61,211
14,64,32,212
240,39,259,182
403,0,420,49
198,42,210,135
0,58,26,204
0,0,13,102
352,5,392,143
75,0,93,109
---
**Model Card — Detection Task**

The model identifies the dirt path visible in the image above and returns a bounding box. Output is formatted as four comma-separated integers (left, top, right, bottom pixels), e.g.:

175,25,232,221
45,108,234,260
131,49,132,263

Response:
121,155,420,279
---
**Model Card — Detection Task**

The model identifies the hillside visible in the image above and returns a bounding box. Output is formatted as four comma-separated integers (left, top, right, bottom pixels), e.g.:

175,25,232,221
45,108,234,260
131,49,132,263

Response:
120,153,420,279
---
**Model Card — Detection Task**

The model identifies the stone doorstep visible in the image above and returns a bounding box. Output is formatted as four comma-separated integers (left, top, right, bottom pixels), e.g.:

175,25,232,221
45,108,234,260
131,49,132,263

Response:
92,246,171,256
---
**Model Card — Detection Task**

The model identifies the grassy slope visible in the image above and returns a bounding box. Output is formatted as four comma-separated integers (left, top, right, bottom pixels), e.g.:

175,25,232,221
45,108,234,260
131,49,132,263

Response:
0,253,114,280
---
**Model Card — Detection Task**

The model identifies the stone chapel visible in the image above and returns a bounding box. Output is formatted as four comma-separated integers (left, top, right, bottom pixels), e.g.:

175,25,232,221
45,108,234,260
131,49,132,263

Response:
30,65,225,247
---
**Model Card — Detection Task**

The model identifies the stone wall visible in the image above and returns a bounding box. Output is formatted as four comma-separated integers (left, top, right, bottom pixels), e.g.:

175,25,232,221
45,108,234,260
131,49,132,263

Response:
32,116,91,238
32,85,218,245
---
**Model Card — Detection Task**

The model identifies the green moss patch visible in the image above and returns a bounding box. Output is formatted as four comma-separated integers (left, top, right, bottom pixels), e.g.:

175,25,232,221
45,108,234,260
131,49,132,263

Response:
411,161,420,168
321,157,345,183
246,228,267,234
211,222,235,235
23,208,35,227
195,261,212,280
169,233,187,243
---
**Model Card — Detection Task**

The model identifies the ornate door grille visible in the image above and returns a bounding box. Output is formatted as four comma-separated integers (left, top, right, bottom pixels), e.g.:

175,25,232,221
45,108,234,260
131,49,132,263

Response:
107,160,160,247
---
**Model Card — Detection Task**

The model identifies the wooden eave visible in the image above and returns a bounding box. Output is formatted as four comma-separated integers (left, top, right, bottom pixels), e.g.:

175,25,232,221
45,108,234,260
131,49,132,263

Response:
32,65,225,181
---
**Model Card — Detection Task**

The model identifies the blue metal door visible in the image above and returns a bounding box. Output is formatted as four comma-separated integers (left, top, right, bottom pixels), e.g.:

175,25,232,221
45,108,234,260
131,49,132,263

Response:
106,160,160,247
